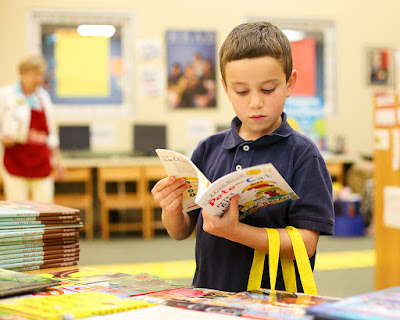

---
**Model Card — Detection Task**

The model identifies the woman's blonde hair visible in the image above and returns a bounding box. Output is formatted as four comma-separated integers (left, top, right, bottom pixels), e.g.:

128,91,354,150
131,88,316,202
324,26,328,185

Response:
18,54,47,74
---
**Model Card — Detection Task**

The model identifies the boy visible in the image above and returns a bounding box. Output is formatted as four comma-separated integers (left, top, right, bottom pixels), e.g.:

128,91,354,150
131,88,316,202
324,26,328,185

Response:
152,22,334,292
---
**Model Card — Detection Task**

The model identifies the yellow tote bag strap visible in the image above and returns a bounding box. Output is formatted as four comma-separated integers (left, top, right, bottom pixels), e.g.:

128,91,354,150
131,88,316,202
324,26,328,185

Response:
281,257,297,293
266,228,280,291
285,226,318,295
247,248,265,291
247,228,280,291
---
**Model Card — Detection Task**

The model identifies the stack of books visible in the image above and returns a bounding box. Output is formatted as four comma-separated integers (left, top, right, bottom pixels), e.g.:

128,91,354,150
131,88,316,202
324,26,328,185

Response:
0,200,82,272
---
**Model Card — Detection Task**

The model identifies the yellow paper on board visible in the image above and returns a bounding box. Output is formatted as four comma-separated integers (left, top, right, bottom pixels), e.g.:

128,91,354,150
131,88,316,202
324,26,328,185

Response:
55,29,110,97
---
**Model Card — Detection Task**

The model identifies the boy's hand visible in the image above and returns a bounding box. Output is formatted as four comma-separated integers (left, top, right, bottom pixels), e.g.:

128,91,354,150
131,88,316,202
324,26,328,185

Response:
151,176,189,215
202,194,241,239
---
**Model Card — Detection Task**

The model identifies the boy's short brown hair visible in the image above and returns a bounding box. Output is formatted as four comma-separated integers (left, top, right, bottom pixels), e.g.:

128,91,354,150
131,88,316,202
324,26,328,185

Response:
18,54,47,74
219,22,292,83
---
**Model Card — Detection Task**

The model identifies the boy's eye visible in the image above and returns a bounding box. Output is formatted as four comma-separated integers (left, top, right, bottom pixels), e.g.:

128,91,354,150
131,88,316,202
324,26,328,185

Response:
235,90,248,95
262,88,275,93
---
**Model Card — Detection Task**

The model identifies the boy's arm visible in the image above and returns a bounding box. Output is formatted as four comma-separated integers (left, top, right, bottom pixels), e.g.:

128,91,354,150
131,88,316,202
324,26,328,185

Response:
152,176,196,240
202,195,319,259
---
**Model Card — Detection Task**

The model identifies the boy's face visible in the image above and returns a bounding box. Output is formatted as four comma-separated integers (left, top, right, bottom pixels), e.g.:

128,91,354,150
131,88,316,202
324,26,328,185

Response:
222,56,297,141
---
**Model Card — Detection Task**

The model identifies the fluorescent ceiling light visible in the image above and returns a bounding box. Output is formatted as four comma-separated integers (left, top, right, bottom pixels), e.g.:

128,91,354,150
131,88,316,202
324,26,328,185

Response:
77,25,116,37
283,29,306,42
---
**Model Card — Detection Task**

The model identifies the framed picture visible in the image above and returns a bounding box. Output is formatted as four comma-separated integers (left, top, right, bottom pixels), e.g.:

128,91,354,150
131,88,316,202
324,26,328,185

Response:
166,30,217,109
368,47,392,86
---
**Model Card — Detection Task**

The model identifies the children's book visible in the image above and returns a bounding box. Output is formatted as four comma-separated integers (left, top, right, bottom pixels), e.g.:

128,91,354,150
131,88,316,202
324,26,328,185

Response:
89,305,240,320
186,289,341,320
0,291,155,320
305,286,400,320
0,200,79,217
156,149,298,220
0,268,60,298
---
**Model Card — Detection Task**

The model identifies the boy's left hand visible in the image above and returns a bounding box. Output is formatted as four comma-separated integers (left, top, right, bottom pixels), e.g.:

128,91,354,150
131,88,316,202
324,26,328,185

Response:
202,194,241,239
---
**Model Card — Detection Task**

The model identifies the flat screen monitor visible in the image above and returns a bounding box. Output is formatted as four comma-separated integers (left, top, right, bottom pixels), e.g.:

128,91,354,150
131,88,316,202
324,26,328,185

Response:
58,126,90,151
134,125,166,156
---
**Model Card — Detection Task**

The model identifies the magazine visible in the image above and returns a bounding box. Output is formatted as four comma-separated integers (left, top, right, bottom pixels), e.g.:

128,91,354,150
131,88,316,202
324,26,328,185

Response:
0,268,60,298
156,149,298,220
305,286,400,320
0,291,155,319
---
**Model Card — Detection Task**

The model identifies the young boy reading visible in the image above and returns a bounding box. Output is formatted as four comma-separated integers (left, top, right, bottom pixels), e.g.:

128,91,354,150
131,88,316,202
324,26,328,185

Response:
152,21,334,292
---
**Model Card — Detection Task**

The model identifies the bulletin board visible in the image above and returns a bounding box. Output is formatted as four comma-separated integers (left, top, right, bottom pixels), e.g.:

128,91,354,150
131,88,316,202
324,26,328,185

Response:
27,10,135,118
373,92,400,290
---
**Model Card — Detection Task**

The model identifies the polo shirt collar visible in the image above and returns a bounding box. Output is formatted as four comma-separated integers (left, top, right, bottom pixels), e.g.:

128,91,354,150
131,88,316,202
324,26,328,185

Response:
222,112,293,149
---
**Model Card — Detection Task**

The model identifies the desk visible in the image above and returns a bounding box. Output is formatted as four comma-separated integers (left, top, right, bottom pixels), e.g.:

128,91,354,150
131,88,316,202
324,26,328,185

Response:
322,152,360,185
63,156,166,240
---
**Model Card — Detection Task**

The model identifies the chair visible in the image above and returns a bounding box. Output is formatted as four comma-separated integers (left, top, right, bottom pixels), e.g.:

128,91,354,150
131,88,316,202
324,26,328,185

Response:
144,165,167,237
98,166,151,240
54,167,94,240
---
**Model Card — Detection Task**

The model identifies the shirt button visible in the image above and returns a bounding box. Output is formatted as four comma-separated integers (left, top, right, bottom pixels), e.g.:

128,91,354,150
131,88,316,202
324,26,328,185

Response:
236,165,242,171
243,145,250,151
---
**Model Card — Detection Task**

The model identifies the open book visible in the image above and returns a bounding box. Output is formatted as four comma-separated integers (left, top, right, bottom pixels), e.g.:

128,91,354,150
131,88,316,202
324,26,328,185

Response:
156,149,298,220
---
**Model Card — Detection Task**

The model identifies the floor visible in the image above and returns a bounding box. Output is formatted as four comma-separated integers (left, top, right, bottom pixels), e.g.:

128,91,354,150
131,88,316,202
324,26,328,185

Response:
78,230,375,299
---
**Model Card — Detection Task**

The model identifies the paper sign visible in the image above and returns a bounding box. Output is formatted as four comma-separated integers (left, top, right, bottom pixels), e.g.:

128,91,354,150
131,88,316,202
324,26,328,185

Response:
374,129,390,150
139,66,165,97
376,94,395,108
375,108,396,127
90,124,115,145
137,38,163,60
383,186,400,230
186,118,213,139
55,29,109,97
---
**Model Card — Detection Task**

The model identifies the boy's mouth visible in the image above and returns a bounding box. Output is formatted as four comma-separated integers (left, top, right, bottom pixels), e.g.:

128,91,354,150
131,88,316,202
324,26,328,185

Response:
250,114,266,122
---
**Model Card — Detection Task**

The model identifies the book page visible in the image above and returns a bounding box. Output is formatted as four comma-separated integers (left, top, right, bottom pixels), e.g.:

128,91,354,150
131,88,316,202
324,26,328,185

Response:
196,163,298,219
156,149,210,213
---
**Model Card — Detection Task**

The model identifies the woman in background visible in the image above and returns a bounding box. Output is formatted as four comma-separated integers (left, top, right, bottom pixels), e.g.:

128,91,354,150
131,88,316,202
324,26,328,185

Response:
0,53,64,203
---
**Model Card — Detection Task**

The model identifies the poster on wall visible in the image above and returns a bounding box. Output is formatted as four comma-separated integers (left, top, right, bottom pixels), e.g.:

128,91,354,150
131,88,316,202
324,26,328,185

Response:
166,30,217,109
285,96,326,150
367,47,392,86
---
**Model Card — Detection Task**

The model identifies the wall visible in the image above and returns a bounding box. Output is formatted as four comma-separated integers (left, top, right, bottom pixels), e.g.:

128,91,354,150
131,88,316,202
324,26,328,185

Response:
0,0,398,156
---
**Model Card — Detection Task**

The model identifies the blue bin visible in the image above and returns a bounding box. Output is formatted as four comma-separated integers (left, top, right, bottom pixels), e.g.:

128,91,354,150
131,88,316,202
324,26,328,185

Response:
333,200,365,237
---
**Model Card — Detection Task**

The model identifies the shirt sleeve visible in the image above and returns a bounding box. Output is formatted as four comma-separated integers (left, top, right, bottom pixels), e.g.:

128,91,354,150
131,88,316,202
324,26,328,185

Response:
287,155,335,235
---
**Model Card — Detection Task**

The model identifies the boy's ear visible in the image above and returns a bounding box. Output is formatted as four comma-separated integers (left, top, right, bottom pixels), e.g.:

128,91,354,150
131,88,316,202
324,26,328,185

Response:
286,69,298,97
220,77,229,95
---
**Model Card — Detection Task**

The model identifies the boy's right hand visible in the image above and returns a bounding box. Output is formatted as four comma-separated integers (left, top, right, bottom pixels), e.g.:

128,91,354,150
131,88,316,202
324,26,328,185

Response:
151,177,189,215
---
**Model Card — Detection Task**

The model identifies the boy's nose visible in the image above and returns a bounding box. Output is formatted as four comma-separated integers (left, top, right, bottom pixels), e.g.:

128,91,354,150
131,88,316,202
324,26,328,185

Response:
249,93,264,109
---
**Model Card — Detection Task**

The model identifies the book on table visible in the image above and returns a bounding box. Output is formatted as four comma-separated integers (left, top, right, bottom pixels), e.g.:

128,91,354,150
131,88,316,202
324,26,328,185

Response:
305,285,400,320
156,149,298,220
0,268,60,298
0,291,155,320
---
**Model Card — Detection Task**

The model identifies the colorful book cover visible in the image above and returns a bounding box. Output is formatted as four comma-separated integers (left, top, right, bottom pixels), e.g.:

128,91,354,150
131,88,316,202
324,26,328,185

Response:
0,268,60,298
165,299,244,316
189,289,340,320
306,286,400,320
156,149,298,220
145,287,238,304
0,291,155,320
28,269,187,298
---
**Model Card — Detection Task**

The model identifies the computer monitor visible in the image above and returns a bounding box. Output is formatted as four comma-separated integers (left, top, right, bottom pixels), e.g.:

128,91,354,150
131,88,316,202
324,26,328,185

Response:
58,126,90,151
133,125,166,156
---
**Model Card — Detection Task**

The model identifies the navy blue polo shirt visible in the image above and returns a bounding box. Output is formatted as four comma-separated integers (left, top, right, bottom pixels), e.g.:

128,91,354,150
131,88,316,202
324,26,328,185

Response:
189,112,334,292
